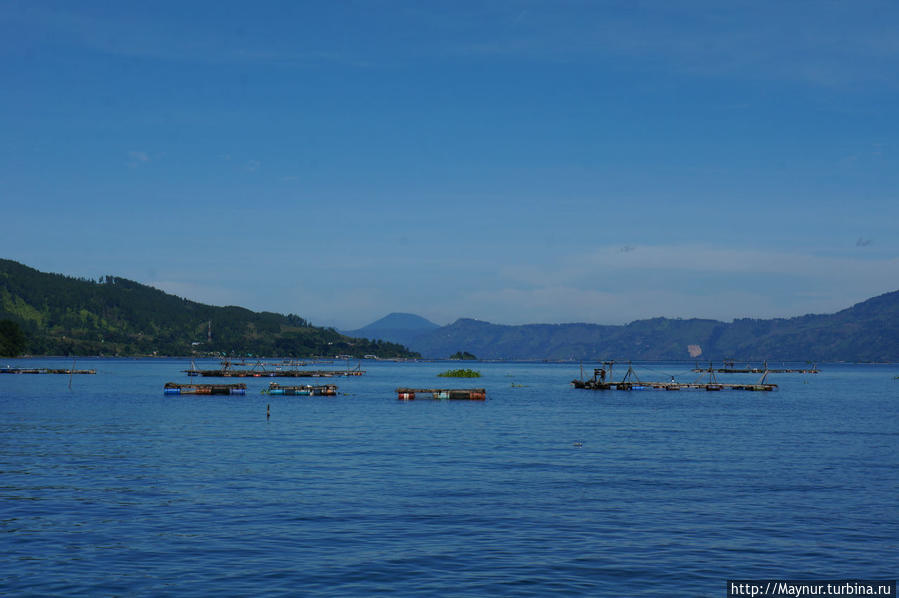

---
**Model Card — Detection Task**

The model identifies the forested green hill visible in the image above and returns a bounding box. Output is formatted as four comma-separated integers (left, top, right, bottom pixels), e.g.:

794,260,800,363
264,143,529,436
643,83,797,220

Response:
0,259,417,358
406,291,899,362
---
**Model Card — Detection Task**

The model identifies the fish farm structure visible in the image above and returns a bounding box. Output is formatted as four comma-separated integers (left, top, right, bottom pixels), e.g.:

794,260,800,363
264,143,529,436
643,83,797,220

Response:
183,359,364,378
691,361,818,374
163,382,247,395
1,367,96,375
184,365,364,378
572,362,777,392
263,383,338,396
396,388,487,400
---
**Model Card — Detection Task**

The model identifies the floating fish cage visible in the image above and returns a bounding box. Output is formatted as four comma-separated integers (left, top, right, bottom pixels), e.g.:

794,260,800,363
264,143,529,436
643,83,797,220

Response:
183,358,364,378
395,388,487,401
1,367,96,375
264,383,338,396
164,382,247,395
692,360,818,374
572,381,776,391
572,362,777,392
183,369,364,378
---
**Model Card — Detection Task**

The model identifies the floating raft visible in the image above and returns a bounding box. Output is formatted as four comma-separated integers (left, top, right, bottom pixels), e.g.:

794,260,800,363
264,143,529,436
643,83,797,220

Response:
164,382,247,395
264,383,338,396
396,388,487,400
572,379,776,391
692,361,817,374
573,363,777,392
185,369,364,378
184,359,336,376
1,367,96,375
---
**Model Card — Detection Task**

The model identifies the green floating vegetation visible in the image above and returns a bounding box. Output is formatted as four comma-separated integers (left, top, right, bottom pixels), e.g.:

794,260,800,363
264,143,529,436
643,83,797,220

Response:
438,368,481,378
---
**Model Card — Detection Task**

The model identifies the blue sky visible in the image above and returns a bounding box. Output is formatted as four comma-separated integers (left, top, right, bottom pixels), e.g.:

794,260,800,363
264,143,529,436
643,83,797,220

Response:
2,1,898,328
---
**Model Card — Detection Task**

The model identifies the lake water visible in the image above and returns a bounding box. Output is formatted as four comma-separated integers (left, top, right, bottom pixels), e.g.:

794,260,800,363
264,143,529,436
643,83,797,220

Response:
1,358,896,596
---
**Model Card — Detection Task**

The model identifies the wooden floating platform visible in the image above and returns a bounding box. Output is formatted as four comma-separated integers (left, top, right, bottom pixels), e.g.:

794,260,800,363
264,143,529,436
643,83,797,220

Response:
692,361,817,374
264,383,338,396
693,368,815,374
184,359,333,375
572,379,776,392
0,367,96,375
164,382,247,395
395,387,487,400
572,363,777,392
184,369,364,378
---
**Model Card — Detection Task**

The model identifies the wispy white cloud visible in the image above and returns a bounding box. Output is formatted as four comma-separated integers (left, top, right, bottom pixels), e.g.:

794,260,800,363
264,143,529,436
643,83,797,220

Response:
9,2,899,87
1,4,382,67
148,241,899,329
492,244,899,323
441,1,899,88
454,286,791,325
127,150,150,168
504,244,899,282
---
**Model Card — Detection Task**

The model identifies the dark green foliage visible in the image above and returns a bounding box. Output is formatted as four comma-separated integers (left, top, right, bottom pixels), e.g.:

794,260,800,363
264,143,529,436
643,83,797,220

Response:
0,259,419,358
450,351,477,360
0,319,26,356
437,368,481,378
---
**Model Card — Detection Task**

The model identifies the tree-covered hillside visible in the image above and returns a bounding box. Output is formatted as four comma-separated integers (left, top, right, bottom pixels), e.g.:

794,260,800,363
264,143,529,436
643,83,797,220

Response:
407,291,899,362
0,319,26,357
0,259,418,358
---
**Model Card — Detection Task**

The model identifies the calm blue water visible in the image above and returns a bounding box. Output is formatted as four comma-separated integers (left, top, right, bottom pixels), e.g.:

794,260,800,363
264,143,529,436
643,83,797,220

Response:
1,358,896,596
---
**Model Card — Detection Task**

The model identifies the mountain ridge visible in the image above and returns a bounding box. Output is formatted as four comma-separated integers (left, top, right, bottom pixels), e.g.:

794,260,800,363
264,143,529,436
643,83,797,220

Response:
341,312,440,348
351,294,899,362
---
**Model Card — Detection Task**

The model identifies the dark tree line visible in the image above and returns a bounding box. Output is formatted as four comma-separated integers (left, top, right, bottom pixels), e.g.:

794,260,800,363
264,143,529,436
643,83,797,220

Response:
0,319,26,357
